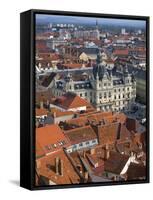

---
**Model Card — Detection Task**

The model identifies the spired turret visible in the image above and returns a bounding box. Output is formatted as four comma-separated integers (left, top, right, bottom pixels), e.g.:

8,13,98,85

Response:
93,50,110,80
123,64,129,77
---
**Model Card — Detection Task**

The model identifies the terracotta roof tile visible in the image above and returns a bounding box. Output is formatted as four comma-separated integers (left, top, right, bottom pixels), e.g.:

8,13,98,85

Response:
64,125,97,145
53,93,90,110
126,163,146,180
104,151,129,174
113,49,129,56
62,63,87,69
50,108,74,118
36,108,48,117
36,125,71,156
36,149,80,185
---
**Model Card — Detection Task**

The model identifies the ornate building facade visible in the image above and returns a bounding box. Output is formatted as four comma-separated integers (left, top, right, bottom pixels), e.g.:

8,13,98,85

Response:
51,51,136,112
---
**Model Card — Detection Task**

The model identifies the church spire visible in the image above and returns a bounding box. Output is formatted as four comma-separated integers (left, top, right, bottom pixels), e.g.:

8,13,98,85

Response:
96,19,98,30
96,49,102,65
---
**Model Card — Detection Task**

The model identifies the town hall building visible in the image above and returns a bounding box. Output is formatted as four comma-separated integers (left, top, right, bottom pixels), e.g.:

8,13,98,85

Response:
48,50,137,112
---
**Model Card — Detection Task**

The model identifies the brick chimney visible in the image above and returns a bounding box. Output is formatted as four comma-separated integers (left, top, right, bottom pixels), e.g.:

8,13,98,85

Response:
59,159,64,176
53,112,56,118
104,144,110,160
40,101,44,109
84,171,89,181
55,157,59,175
90,148,95,155
126,118,138,132
36,159,41,169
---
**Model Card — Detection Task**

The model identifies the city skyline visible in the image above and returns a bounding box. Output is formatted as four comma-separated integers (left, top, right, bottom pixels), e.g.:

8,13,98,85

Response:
36,14,146,28
35,13,147,187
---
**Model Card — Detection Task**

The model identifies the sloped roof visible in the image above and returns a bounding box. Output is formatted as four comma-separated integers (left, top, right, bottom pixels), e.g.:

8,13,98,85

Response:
36,149,80,185
36,124,70,155
64,125,97,145
104,151,129,174
113,49,129,56
53,93,90,110
126,163,146,180
36,108,48,117
41,72,57,87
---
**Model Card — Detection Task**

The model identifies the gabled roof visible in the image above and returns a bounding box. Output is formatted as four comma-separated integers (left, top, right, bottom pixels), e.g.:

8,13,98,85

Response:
36,124,70,156
97,122,120,145
50,107,74,118
62,63,86,69
104,151,129,174
36,108,48,117
41,72,57,87
36,149,80,185
53,93,90,110
64,125,97,145
113,49,129,56
126,163,146,180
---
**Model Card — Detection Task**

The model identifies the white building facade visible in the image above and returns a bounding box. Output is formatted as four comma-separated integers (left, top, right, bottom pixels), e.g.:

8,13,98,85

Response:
51,51,136,112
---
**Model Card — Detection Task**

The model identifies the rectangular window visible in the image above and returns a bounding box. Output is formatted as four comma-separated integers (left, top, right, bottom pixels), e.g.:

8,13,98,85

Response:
104,92,107,98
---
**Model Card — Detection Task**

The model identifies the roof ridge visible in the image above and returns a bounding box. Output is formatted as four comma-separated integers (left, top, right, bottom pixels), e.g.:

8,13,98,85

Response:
64,125,92,133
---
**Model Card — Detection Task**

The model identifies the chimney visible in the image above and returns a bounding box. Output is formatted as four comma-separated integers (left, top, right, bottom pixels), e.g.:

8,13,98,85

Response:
59,159,64,176
90,148,95,155
84,171,89,181
55,157,59,175
104,144,110,160
83,151,86,158
46,100,49,107
76,164,82,173
36,120,39,128
53,112,56,118
36,160,41,169
40,101,44,109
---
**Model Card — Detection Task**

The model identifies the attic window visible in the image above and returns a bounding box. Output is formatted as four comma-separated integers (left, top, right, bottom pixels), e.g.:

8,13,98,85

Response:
45,145,51,150
79,143,83,147
53,144,57,148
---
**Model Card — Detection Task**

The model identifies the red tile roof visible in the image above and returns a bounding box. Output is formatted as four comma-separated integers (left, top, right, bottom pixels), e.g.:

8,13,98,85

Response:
50,107,74,118
36,149,80,185
53,93,90,110
36,124,71,156
104,151,129,174
126,163,146,180
62,63,87,69
113,49,129,56
96,122,120,145
36,108,48,117
64,125,97,145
